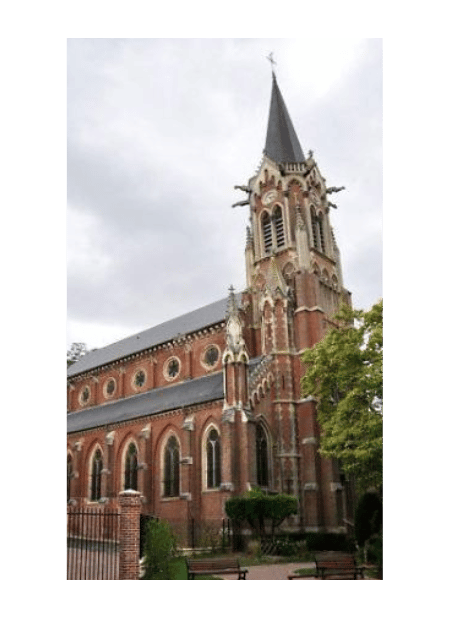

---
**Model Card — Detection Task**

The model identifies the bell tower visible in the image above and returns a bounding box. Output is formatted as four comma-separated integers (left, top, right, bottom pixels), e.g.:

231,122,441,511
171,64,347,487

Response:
238,69,352,531
244,70,349,332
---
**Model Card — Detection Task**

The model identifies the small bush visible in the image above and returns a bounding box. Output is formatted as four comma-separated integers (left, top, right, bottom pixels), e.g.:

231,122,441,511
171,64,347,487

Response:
355,492,382,547
142,519,178,579
272,538,304,557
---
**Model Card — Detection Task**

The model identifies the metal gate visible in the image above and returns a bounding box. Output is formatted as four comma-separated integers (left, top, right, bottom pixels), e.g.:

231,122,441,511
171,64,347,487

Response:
67,506,120,579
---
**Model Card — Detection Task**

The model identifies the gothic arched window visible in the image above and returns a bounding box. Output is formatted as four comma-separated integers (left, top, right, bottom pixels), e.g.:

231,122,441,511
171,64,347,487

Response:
90,448,103,502
256,424,269,488
206,428,221,489
262,211,272,254
124,442,138,491
163,436,180,497
67,454,73,503
273,206,285,248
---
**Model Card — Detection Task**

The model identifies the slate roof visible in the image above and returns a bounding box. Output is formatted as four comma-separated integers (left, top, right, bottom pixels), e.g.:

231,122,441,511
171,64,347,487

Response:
68,294,240,378
67,371,225,434
264,73,305,164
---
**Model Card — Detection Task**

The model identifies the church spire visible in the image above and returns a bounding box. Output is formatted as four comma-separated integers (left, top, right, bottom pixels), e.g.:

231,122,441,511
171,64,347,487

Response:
264,73,305,164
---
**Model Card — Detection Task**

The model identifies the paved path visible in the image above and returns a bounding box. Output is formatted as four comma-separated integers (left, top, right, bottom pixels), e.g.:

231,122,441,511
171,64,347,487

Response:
220,562,315,580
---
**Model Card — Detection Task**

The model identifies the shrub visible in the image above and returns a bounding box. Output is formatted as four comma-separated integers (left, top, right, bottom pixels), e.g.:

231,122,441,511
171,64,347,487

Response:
225,488,297,539
272,538,304,557
355,491,382,572
141,519,178,579
355,491,382,547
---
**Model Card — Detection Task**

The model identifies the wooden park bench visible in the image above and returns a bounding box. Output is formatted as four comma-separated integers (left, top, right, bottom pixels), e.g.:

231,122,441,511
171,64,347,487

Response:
288,552,365,580
186,557,248,580
315,552,365,579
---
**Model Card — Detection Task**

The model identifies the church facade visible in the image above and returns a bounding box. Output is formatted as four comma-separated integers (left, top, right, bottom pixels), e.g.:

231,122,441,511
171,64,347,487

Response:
67,72,354,539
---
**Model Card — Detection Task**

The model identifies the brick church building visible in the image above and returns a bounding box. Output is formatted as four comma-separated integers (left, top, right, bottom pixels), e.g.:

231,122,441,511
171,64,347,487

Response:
67,70,355,539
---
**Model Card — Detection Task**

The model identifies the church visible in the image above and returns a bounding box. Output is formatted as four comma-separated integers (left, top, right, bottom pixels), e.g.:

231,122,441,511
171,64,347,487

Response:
67,69,355,541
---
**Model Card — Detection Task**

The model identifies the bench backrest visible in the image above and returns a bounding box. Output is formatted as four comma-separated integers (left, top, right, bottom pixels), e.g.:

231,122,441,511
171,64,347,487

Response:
187,558,240,571
315,552,356,569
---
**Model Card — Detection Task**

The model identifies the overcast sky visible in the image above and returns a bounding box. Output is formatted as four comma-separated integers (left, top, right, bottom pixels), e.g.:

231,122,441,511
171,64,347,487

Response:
67,38,382,350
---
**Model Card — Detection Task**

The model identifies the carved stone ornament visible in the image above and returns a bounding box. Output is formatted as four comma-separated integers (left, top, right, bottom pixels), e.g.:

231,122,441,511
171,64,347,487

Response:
221,407,236,423
262,189,278,205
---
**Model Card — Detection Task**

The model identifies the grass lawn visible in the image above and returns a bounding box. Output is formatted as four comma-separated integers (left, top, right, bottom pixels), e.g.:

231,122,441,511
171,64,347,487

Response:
291,567,317,577
157,557,222,580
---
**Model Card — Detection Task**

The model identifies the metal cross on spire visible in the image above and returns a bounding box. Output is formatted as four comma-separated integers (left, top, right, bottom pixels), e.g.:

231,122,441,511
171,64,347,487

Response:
266,52,277,76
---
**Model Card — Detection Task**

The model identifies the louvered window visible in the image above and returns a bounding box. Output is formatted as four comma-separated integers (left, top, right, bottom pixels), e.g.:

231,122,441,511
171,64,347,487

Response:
310,207,319,250
318,213,326,253
273,206,285,247
262,212,272,254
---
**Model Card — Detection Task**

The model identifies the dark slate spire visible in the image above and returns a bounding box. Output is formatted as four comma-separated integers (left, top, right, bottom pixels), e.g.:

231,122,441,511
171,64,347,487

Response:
264,72,305,164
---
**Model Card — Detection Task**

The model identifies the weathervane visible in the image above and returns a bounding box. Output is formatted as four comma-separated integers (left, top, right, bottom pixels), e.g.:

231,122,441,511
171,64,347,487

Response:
266,52,277,75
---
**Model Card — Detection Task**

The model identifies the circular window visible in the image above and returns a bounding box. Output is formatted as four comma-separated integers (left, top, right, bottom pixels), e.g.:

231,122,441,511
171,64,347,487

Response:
79,386,90,405
203,345,219,368
133,370,146,389
103,378,116,398
164,357,180,381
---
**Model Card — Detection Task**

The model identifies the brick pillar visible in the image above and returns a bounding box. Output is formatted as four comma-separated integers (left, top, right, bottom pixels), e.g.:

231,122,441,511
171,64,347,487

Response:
220,409,235,492
91,376,99,406
119,490,142,580
118,367,126,398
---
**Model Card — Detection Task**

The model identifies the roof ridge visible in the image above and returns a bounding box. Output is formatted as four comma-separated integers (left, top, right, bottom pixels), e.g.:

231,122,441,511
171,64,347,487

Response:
67,293,242,378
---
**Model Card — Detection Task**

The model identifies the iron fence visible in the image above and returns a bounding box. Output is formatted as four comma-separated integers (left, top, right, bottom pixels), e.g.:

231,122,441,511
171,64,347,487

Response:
67,506,120,579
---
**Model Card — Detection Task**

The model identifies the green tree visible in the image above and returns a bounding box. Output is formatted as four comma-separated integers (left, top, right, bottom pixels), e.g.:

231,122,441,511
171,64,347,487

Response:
67,342,88,367
301,300,382,493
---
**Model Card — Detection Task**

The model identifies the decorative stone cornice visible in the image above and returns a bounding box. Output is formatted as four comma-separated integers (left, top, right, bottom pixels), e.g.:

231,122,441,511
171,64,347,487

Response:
294,305,325,314
67,323,226,382
298,396,317,404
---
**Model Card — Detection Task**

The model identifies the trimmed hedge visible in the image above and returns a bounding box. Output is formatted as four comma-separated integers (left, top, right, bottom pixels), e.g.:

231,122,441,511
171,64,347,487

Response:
225,491,297,538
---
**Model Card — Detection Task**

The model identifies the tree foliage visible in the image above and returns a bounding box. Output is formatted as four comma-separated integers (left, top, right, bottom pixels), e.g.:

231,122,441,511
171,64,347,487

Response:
67,342,88,367
355,491,382,547
225,488,297,539
301,300,382,492
142,518,178,579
